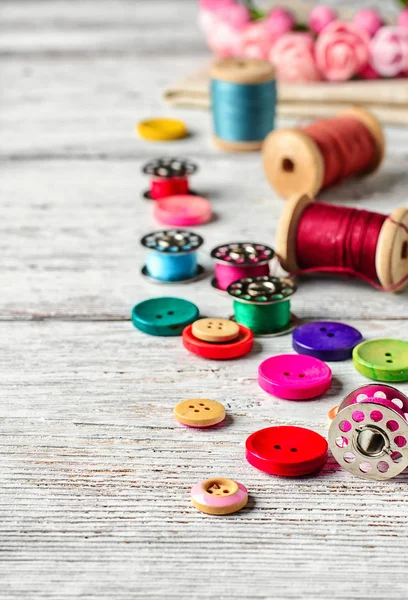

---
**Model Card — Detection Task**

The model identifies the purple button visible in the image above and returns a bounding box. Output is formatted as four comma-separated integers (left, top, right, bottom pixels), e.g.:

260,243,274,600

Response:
293,321,363,361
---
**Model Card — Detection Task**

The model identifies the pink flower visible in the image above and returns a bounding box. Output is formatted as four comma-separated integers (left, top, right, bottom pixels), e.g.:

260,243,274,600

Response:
359,63,380,80
265,7,295,36
206,20,242,57
239,21,277,60
353,8,382,38
218,2,250,30
198,0,235,12
398,9,408,29
270,33,321,82
199,9,219,35
309,5,337,34
370,26,408,77
315,21,370,81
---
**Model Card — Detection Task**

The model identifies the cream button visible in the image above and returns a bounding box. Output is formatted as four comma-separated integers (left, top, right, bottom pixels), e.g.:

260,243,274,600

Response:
192,318,239,343
174,399,225,428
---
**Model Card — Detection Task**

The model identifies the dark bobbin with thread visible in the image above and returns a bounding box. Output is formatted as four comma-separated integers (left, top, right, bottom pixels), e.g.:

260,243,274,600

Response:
276,194,408,292
329,384,408,481
263,107,385,199
227,275,297,336
211,242,275,292
142,157,198,200
140,229,205,284
210,58,276,152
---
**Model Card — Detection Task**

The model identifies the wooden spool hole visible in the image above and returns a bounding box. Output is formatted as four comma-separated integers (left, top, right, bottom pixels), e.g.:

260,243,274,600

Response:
282,158,295,173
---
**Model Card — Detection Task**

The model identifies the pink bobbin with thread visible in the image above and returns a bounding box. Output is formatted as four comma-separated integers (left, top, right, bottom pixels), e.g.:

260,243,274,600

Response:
329,384,408,481
211,242,275,292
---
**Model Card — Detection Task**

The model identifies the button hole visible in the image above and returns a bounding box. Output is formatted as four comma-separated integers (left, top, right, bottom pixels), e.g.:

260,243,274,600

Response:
167,311,174,315
199,403,205,406
320,327,327,332
156,315,162,319
298,374,305,378
204,407,210,411
327,333,334,337
284,372,290,376
290,448,297,452
387,360,393,363
189,405,194,408
274,444,281,450
194,409,199,413
223,489,229,494
385,353,392,357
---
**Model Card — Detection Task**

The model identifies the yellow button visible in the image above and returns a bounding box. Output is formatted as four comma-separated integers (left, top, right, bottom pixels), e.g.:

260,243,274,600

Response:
137,118,188,142
174,399,225,428
192,318,240,343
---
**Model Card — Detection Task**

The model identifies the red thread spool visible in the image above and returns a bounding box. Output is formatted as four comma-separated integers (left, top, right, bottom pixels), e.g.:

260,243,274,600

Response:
262,107,385,199
142,157,198,200
276,194,408,292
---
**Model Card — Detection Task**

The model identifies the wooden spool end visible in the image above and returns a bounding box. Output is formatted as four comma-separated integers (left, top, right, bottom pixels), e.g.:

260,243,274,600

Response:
212,136,264,152
276,194,315,272
262,129,324,200
376,206,408,292
342,106,385,174
210,58,275,85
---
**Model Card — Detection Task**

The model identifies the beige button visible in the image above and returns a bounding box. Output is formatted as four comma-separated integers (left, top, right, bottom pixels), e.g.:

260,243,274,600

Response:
191,477,248,515
174,399,225,428
192,318,240,343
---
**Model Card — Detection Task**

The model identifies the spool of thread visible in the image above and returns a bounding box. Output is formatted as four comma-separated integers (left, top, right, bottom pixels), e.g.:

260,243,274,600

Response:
211,242,275,292
276,194,408,292
329,383,408,481
141,229,205,283
262,107,385,199
227,275,297,336
142,157,198,200
210,58,276,152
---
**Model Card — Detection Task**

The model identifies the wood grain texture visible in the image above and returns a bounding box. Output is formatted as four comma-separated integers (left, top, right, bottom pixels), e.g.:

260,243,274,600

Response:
1,1,408,598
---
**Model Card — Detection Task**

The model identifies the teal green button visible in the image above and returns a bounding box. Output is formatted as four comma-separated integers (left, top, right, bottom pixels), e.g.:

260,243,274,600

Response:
132,297,199,336
353,339,408,382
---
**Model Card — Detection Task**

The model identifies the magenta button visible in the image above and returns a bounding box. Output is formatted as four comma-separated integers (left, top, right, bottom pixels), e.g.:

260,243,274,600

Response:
258,354,332,400
153,195,212,227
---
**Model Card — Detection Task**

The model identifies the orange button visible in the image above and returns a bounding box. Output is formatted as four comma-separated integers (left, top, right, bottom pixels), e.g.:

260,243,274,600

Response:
174,399,225,428
328,405,339,421
192,318,240,343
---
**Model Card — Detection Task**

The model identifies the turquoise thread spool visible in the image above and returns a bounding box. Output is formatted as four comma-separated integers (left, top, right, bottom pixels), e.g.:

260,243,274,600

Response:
141,230,205,284
210,58,276,152
227,275,297,336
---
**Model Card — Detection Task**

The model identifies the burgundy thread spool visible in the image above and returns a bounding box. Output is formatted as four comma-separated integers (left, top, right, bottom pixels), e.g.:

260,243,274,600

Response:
142,157,198,200
329,384,408,481
276,194,408,292
211,242,275,292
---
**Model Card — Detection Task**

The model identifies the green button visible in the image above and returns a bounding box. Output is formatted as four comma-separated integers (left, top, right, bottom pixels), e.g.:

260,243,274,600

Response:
353,339,408,382
132,297,199,337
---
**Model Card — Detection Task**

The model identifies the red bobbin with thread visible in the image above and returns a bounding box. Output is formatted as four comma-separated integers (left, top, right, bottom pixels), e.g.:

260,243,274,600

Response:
262,107,385,199
276,194,408,292
142,157,198,200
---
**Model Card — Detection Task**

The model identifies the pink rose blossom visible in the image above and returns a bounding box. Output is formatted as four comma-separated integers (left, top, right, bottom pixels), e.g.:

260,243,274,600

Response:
315,21,370,81
309,5,337,34
218,2,250,30
359,63,380,80
207,20,241,57
398,9,408,29
265,7,295,36
370,26,408,77
239,21,277,60
353,8,382,38
270,33,321,82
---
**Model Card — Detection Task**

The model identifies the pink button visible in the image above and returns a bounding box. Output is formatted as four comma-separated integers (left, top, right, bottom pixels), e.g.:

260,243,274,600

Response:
153,195,212,227
258,354,332,400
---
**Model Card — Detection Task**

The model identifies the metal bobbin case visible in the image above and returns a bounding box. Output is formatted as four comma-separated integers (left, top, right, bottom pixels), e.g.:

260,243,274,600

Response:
211,242,275,293
142,157,198,200
227,275,298,337
141,229,205,284
329,384,408,480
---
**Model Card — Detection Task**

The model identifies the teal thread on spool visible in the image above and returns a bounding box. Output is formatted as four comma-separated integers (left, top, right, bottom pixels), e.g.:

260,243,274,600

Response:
140,229,205,284
210,58,276,151
227,275,297,337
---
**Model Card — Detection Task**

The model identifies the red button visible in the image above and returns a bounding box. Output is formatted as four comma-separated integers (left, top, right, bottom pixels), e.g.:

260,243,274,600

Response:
246,426,328,476
182,323,254,360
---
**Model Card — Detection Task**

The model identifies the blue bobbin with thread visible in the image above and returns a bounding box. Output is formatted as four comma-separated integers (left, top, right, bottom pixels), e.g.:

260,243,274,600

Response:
141,229,205,284
210,58,276,152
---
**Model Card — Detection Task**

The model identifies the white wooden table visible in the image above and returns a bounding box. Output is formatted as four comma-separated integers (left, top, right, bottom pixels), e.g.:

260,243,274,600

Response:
2,1,408,598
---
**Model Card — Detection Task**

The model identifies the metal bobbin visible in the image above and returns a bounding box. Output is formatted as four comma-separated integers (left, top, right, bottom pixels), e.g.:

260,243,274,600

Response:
226,275,298,337
329,384,408,481
141,229,205,284
211,242,275,293
142,157,198,200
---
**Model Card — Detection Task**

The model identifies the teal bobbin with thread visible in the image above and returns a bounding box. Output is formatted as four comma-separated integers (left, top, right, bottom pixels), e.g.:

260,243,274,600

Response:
210,58,276,152
227,275,297,336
